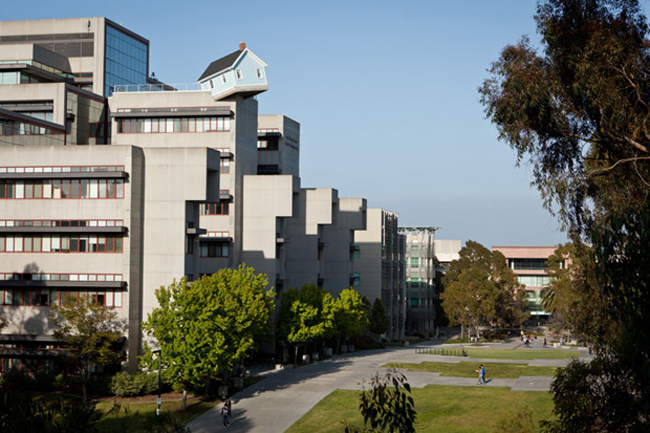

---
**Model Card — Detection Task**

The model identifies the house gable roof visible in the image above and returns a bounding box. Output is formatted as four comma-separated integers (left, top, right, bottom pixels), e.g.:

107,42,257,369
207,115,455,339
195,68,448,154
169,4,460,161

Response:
198,49,242,81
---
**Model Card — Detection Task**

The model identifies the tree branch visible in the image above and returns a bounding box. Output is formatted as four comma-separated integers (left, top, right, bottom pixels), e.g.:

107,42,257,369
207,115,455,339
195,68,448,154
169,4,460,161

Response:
587,156,650,176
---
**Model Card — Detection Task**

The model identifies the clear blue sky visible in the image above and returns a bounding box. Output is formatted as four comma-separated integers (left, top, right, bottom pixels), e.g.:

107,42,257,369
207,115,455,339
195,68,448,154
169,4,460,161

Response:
9,0,640,247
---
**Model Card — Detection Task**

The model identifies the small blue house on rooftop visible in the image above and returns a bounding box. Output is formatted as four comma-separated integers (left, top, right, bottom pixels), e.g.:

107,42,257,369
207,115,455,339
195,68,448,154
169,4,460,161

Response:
198,42,268,101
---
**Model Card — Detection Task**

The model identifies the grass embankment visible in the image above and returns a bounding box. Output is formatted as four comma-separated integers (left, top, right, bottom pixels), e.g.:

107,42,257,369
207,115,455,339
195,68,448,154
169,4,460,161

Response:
286,385,554,433
463,348,579,360
383,361,557,378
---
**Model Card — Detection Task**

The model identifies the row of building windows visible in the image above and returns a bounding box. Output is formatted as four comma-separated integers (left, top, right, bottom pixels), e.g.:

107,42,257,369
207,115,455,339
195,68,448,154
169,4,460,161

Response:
0,179,125,199
199,243,229,258
0,219,123,228
0,288,122,307
117,117,231,134
0,273,123,282
0,235,123,253
0,119,61,136
118,106,230,114
518,275,551,286
200,202,230,215
510,259,548,270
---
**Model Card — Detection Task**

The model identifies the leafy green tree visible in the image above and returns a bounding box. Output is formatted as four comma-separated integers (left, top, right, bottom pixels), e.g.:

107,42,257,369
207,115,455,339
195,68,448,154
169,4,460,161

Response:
51,297,125,403
141,265,275,405
343,369,417,433
481,0,650,429
332,289,369,351
442,241,526,339
542,243,610,344
369,298,389,336
277,284,334,362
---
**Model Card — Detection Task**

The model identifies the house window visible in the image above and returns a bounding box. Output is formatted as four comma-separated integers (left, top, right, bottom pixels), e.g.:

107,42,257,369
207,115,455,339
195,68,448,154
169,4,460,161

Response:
256,68,264,79
209,79,214,89
221,75,227,84
236,69,243,80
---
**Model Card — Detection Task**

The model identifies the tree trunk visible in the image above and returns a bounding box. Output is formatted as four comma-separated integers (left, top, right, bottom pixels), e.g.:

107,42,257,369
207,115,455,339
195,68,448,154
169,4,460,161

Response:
81,363,89,404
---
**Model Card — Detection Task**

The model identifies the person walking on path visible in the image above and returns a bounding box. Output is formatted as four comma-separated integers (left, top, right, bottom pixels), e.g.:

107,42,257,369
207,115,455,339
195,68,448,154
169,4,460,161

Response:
477,364,485,385
221,398,232,427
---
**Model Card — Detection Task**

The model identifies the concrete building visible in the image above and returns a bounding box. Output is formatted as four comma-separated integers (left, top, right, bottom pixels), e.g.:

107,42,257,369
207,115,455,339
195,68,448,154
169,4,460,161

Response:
400,227,438,335
354,209,405,341
434,239,462,275
0,17,393,372
492,245,561,317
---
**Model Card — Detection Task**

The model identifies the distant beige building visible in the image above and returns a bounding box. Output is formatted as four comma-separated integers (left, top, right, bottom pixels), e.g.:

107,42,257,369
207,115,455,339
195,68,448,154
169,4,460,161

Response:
492,245,561,317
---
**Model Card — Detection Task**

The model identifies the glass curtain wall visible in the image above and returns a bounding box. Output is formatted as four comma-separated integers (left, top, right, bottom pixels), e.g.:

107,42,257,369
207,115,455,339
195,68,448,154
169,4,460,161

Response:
104,24,148,96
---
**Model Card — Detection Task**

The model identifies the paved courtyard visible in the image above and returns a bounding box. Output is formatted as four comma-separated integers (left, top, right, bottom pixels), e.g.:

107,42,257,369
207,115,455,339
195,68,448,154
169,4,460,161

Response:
188,340,590,433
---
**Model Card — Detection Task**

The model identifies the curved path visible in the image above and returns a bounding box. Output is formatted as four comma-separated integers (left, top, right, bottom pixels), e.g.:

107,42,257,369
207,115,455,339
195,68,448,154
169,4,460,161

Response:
188,340,589,433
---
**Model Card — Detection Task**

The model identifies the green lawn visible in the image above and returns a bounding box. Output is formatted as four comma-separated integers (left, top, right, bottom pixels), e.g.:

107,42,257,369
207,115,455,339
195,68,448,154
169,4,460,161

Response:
461,348,578,360
286,385,555,433
95,396,216,432
383,361,558,378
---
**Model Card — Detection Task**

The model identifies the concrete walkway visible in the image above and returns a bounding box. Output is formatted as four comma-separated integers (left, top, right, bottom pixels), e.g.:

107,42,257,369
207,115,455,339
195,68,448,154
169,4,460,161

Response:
187,340,590,433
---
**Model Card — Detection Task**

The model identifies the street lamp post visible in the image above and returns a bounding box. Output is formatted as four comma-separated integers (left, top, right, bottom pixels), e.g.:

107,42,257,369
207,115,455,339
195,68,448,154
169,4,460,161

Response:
152,349,162,416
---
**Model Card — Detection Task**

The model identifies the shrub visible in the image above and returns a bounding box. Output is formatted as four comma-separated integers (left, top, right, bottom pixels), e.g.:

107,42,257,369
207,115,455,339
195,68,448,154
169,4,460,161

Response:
0,368,35,392
111,372,160,397
32,370,57,392
54,372,69,390
89,375,113,396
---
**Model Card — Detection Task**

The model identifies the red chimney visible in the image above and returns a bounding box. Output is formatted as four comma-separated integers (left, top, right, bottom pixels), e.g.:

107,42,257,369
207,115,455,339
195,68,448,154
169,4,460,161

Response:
239,41,246,50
